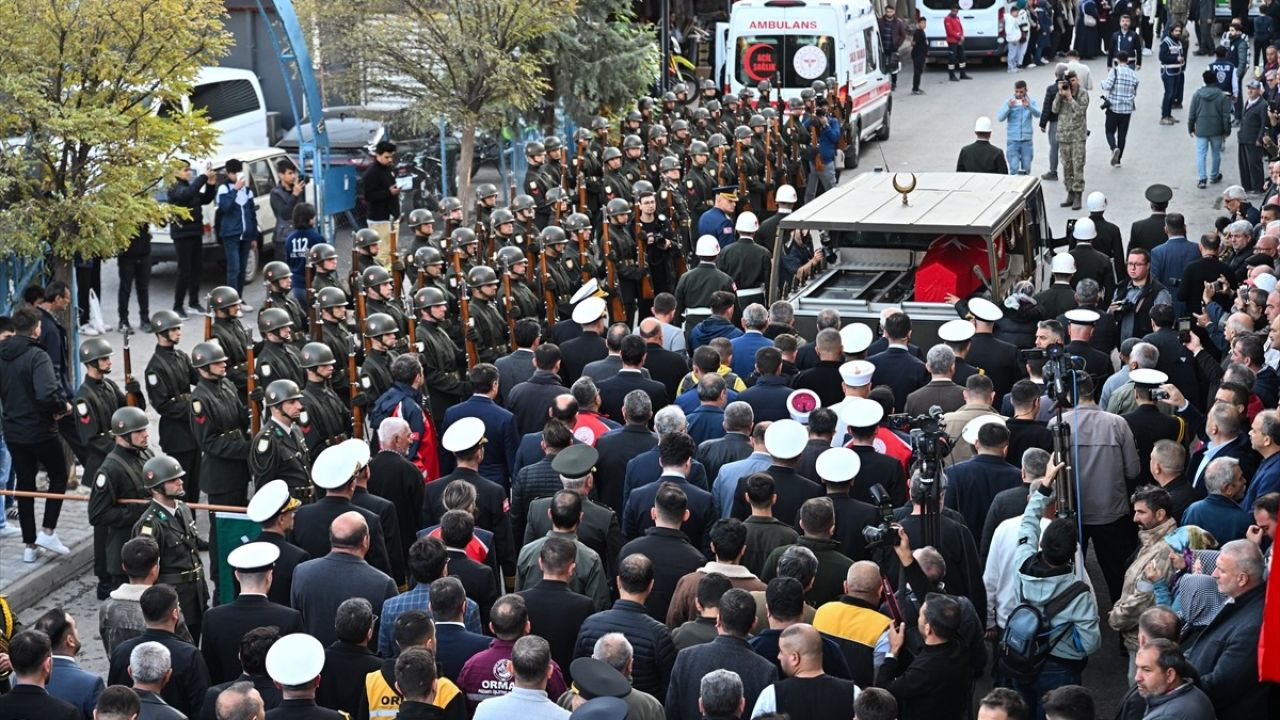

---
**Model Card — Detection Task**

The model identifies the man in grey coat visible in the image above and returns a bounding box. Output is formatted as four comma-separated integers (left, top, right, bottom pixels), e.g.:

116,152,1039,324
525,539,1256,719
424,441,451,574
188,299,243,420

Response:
1135,638,1216,720
664,588,778,720
290,511,398,648
1188,69,1233,188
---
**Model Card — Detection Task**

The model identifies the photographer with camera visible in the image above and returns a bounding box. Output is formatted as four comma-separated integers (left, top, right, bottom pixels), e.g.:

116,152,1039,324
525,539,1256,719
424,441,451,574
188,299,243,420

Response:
1121,369,1189,491
1111,247,1173,341
270,158,305,264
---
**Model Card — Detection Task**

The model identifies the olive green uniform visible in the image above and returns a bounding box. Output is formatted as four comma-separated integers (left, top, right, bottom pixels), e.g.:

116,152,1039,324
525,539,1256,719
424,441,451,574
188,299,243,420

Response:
504,277,543,326
249,418,311,500
145,346,200,501
415,321,470,423
1053,90,1090,194
468,296,509,364
75,376,126,480
265,290,309,343
191,377,251,506
718,237,773,303
316,320,357,399
367,297,409,337
89,445,152,587
211,316,252,400
301,380,351,461
133,498,207,641
360,348,398,404
675,261,736,326
255,340,305,388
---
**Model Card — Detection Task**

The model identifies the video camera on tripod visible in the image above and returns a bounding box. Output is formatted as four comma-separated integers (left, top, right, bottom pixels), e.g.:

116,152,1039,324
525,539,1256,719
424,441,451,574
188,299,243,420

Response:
1020,344,1086,405
884,405,951,548
1021,343,1090,518
861,484,900,549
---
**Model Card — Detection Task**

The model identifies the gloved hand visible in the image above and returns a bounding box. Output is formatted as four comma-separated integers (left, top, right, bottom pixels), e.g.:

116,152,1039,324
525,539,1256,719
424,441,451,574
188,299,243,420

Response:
465,325,481,343
249,387,265,403
125,380,142,397
391,260,406,274
351,392,370,408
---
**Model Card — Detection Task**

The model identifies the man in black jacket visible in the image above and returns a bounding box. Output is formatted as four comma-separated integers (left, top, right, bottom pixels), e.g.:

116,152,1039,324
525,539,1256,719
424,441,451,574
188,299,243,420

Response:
873,593,973,720
517,536,597,681
955,117,1009,174
1129,184,1173,253
118,225,153,333
107,585,211,718
315,598,383,720
199,543,302,684
1239,81,1268,193
0,630,80,720
166,161,217,316
361,140,399,267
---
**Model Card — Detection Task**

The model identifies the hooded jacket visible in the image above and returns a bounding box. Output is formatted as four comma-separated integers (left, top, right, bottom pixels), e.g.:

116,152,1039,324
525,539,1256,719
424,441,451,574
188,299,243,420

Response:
0,334,66,444
1108,516,1178,650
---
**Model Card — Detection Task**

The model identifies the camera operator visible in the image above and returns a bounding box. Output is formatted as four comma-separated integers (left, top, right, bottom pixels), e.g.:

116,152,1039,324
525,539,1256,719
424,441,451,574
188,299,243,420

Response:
1111,247,1173,340
873,591,973,720
800,105,840,204
270,158,305,263
1046,370,1140,605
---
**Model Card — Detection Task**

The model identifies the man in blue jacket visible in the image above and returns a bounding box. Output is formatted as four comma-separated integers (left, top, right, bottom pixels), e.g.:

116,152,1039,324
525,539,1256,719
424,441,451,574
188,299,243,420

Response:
801,106,840,203
214,158,260,294
996,81,1041,176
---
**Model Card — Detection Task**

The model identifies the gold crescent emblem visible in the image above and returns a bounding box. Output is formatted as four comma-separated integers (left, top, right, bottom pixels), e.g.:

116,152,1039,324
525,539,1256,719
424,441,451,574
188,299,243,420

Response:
892,173,917,205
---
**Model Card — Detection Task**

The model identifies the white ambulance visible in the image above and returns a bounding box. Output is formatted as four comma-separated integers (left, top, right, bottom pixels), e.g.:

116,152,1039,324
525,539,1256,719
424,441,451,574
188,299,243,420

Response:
715,0,893,169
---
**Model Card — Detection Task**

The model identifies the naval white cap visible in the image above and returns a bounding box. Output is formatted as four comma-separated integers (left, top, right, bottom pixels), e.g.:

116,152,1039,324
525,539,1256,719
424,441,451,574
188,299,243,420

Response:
967,297,1003,322
339,438,372,472
764,419,808,459
839,360,875,387
572,296,609,325
246,479,300,523
961,414,1007,445
840,397,884,429
840,323,874,354
227,541,280,572
1064,308,1101,325
570,278,601,305
266,633,326,686
1255,273,1278,293
938,319,976,343
442,416,487,454
815,447,861,484
311,443,357,490
1129,368,1170,386
787,389,821,423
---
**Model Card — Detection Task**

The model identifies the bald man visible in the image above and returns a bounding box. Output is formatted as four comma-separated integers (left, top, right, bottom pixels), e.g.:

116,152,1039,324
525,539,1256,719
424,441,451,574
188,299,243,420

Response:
291,511,399,647
215,681,265,720
811,561,893,688
641,317,693,400
752,624,858,719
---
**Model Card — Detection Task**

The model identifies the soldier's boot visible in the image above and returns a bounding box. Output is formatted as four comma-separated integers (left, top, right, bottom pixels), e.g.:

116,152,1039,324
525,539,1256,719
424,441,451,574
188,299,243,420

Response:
1071,192,1082,211
1060,191,1076,208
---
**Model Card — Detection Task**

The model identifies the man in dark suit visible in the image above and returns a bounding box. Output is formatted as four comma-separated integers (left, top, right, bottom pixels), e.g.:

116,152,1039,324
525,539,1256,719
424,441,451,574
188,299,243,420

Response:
245,480,311,608
0,630,80,720
315,598,383,720
352,467,406,588
730,420,824,527
794,329,847,407
559,298,610,384
517,537,597,682
582,323,639,382
640,317,690,399
594,392,659,511
423,417,516,577
737,347,793,422
696,401,755,482
506,343,570,436
618,484,710,622
197,628,283,720
494,320,539,405
954,118,1009,174
1064,309,1115,394
292,445,395,580
32,610,103,720
868,312,928,412
623,405,712,509
199,543,303,684
439,510,500,627
106,585,211,718
597,335,669,423
664,589,779,720
624,433,718,549
426,579,492,682
1084,191,1125,283
1177,391,1260,498
366,424,424,563
1128,183,1173,253
439,364,518,488
1239,81,1268,193
963,298,1023,401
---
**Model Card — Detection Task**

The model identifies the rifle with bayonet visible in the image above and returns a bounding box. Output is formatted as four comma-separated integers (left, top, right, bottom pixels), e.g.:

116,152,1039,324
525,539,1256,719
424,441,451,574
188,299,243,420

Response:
576,138,588,213
454,249,479,367
602,221,626,322
122,329,141,407
246,343,260,435
735,137,753,213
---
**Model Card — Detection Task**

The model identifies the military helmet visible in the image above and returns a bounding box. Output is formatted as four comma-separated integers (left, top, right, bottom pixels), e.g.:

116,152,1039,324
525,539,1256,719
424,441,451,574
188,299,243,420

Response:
413,245,444,269
143,454,186,488
692,108,710,122
689,140,709,155
733,125,752,140
451,227,478,247
700,79,716,92
674,82,690,97
705,100,722,113
661,91,677,103
474,183,499,201
591,116,610,130
648,125,668,140
622,134,643,150
757,79,772,94
525,140,546,157
637,97,654,110
315,286,348,309
602,147,623,162
543,136,564,152
545,187,568,205
308,243,338,265
812,79,828,92
79,337,113,364
562,213,590,233
511,194,536,213
747,114,766,129
800,88,816,101
740,87,757,100
150,309,183,333
573,127,592,143
659,156,681,172
631,180,655,198
364,313,398,338
605,198,632,218
110,406,149,437
300,342,336,369
354,227,381,249
788,97,805,111
496,246,527,267
191,341,229,368
540,225,568,246
408,209,435,228
263,261,291,283
361,265,393,289
414,287,448,310
258,307,294,335
264,379,304,407
625,110,643,123
724,94,740,106
707,133,727,150
490,208,515,228
439,196,464,214
671,119,690,133
467,265,499,287
760,107,778,120
209,286,243,311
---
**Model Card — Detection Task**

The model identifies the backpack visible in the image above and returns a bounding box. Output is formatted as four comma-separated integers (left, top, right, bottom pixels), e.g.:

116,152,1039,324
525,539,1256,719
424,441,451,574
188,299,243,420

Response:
997,577,1091,681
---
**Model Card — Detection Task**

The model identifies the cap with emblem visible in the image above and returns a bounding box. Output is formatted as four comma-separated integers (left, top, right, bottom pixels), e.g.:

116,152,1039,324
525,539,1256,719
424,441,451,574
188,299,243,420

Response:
787,389,821,424
339,438,372,473
713,185,739,201
966,297,1003,323
1129,368,1170,387
1050,253,1078,275
571,279,603,305
1064,308,1100,325
839,324,873,355
938,319,976,343
266,634,325,687
79,337,113,364
142,454,186,489
247,479,301,523
264,379,303,407
111,406,149,436
840,397,884,430
573,296,608,325
695,235,721,257
228,542,280,573
568,658,630,699
764,419,808,459
569,697,630,720
552,444,598,481
1145,184,1173,204
311,443,358,490
838,360,875,387
961,414,1006,445
442,416,487,454
815,447,861,484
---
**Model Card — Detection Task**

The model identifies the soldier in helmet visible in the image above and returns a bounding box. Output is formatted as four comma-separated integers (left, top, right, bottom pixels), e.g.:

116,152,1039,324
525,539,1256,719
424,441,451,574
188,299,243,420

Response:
263,261,309,344
659,155,693,259
495,246,542,324
414,287,470,423
299,342,351,460
685,140,716,218
450,227,482,278
540,225,581,321
691,108,712,141
645,125,674,186
352,227,384,274
489,208,522,257
411,246,456,344
633,181,679,302
602,147,632,205
637,97,657,141
359,313,401,405
670,119,692,164
603,198,644,322
256,308,305,388
307,243,348,298
144,310,199,503
474,183,500,230
721,95,742,135
676,235,738,329
464,266,510,363
405,208,437,260
543,187,572,227
623,109,643,140
620,134,645,189
731,123,766,213
190,340,251,508
436,196,465,242
700,78,719,104
361,265,409,337
509,194,538,243
524,141,555,229
661,89,681,125
543,136,567,191
250,379,311,500
89,406,153,592
75,337,132,486
313,286,356,399
209,285,253,401
132,454,208,641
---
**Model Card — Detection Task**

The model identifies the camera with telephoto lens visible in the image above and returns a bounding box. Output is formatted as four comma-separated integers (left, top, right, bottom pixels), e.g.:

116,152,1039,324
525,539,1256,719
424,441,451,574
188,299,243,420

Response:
861,484,899,549
1038,344,1087,405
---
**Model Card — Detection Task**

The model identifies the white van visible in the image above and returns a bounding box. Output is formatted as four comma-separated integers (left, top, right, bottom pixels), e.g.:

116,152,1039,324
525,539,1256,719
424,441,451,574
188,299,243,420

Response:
158,67,270,150
715,0,893,168
915,0,1007,60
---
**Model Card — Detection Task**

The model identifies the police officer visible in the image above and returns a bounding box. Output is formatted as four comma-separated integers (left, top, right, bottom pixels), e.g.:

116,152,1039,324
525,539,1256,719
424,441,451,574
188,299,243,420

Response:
256,308,305,387
464,265,510,364
352,227,384,274
675,235,737,330
359,313,401,405
133,454,207,642
145,310,199,501
540,225,581,322
208,285,253,400
246,479,309,607
414,287,470,424
718,211,772,305
307,243,348,299
404,209,437,260
299,342,351,460
190,340,251,508
264,634,349,720
361,265,409,337
314,286,355,399
603,198,643,322
262,261,309,343
88,406,152,595
496,246,543,325
251,379,311,499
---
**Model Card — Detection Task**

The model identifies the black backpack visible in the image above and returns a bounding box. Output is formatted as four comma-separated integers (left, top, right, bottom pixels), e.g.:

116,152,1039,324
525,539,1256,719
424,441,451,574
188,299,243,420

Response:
996,578,1091,682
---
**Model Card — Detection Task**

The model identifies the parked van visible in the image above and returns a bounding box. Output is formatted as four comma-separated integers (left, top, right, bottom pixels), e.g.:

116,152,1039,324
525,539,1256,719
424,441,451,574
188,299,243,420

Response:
915,0,1007,60
715,0,893,168
158,67,270,150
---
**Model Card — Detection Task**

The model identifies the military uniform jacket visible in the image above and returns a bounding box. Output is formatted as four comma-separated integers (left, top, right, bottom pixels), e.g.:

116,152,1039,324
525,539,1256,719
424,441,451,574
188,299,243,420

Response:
416,322,468,423
608,223,645,280
265,698,349,720
361,349,397,402
256,340,305,387
685,165,716,216
75,375,126,476
301,380,351,459
250,418,311,496
356,252,382,273
212,317,252,398
191,377,251,497
311,271,349,299
133,499,205,586
1052,91,1090,143
318,320,356,398
675,262,736,316
660,183,692,247
266,290,309,342
89,445,151,531
505,277,542,325
525,165,555,225
366,296,409,337
603,167,633,204
146,345,198,452
718,238,772,293
546,254,580,319
469,296,510,364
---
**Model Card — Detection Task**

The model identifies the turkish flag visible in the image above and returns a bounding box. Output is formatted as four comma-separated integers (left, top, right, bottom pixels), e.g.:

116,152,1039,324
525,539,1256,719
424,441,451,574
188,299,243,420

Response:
1259,547,1280,681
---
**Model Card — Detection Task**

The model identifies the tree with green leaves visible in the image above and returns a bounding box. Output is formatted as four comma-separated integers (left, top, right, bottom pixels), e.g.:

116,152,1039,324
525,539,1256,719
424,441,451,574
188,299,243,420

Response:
0,0,231,264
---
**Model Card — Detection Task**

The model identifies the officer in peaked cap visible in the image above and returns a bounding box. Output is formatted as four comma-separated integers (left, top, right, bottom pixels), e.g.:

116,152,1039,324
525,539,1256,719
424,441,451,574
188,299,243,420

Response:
566,658,631,703
962,296,1021,399
569,697,630,720
937,317,983,388
290,443,394,580
249,379,311,502
1062,307,1114,391
1123,367,1187,490
787,389,821,424
840,323,874,359
813,447,880,560
423,416,516,577
552,443,599,481
960,414,1006,447
133,454,208,642
825,360,876,447
1130,183,1174,254
696,185,739,250
89,406,153,595
841,397,907,505
201,541,302,684
559,296,610,382
248,479,310,607
265,634,349,720
524,443,620,583
731,419,824,525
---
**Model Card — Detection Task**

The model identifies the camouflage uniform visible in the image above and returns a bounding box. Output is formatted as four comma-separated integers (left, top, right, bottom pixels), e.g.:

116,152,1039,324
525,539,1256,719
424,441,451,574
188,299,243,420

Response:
1053,90,1090,194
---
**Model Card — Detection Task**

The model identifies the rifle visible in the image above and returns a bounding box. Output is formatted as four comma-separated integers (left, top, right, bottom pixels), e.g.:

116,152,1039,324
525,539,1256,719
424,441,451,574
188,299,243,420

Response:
403,279,417,350
764,119,777,211
539,243,556,325
812,120,825,173
665,189,689,276
576,226,591,284
312,299,325,346
389,221,402,295
349,244,361,300
735,138,753,213
475,205,491,261
454,249,479,367
523,218,536,282
305,265,317,332
355,285,370,353
500,259,517,341
122,329,141,407
635,211,654,300
601,221,627,322
203,292,213,341
575,139,588,213
246,344,260,434
790,114,807,189
347,349,363,439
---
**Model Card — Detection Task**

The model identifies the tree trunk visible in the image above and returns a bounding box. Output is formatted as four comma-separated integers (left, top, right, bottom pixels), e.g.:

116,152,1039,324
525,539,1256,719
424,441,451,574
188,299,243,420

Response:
457,122,476,211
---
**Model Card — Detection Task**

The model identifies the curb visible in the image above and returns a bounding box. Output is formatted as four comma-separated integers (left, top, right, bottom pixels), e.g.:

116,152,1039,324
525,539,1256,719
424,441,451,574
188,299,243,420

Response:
4,537,95,610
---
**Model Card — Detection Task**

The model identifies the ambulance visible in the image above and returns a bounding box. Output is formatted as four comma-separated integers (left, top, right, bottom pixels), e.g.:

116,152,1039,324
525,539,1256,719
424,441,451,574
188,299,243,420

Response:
715,0,893,169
